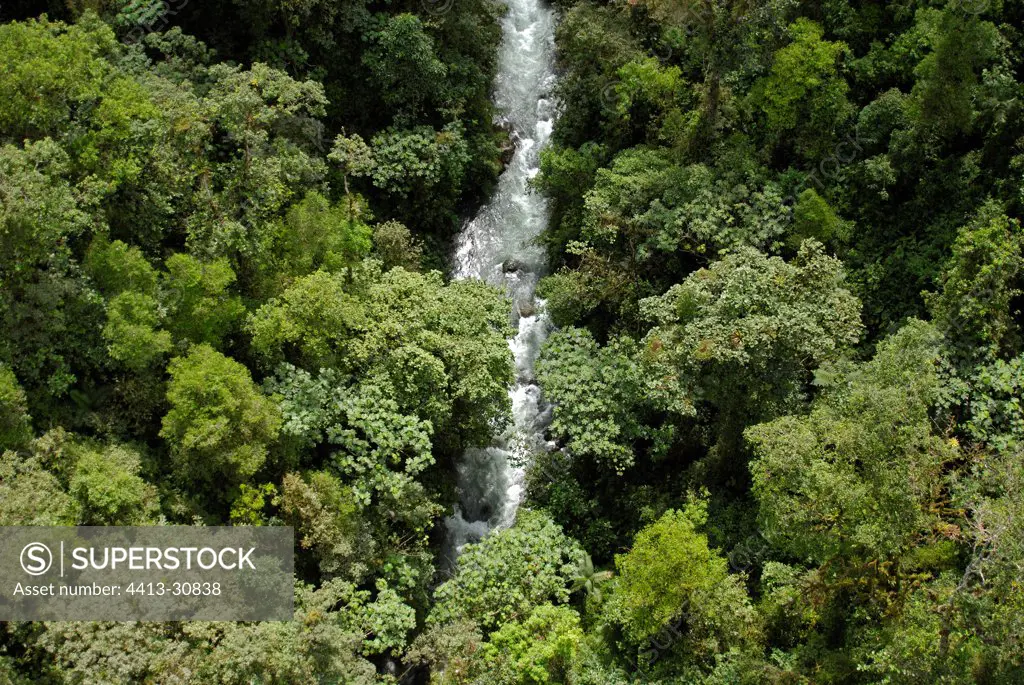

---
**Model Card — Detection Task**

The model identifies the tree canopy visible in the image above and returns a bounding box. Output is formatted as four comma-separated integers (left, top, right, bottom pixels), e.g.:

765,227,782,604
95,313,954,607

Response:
2,0,1024,680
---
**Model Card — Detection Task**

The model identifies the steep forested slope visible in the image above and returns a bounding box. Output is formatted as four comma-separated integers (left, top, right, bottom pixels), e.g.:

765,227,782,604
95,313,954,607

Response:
0,5,516,681
0,0,1023,682
506,0,1024,680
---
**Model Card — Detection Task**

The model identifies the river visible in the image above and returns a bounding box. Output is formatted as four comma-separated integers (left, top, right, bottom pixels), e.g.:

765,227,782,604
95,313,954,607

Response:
443,0,558,562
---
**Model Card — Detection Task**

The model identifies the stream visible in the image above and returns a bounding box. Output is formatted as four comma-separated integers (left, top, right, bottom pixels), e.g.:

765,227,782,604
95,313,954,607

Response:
443,0,558,563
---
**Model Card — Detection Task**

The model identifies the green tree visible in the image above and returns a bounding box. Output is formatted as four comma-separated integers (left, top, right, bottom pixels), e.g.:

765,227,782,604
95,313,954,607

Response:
548,2,642,150
348,268,513,449
326,381,435,508
748,320,954,564
748,18,853,158
539,148,791,331
1,268,106,404
275,190,373,278
229,482,278,526
84,238,159,297
364,124,471,231
640,241,862,459
537,328,666,473
604,500,762,671
405,619,484,685
0,15,113,141
569,553,613,602
280,470,372,581
102,291,172,371
266,363,442,583
256,266,513,452
0,364,32,450
926,204,1023,363
329,132,374,199
640,0,785,147
430,510,585,631
248,269,366,369
0,140,91,284
372,220,423,272
0,437,77,526
946,446,1024,679
535,142,606,261
606,502,727,644
963,355,1024,452
162,253,245,347
183,62,328,260
69,442,159,524
612,58,689,144
911,10,1002,139
362,14,448,123
30,580,383,683
479,604,584,685
790,188,851,248
160,345,281,489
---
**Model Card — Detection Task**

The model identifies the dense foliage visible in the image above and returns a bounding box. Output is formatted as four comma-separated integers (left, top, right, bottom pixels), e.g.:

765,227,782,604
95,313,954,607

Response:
519,0,1024,680
1,0,1023,681
0,4,513,680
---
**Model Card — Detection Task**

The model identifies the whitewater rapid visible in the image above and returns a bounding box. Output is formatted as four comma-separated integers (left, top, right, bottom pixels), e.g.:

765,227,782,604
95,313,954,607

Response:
444,0,558,562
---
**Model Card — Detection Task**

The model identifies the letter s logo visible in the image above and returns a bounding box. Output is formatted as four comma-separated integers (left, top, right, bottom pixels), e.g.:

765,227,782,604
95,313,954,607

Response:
20,543,52,576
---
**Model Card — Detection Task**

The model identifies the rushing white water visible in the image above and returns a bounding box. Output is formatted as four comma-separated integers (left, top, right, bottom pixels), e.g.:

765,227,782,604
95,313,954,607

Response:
444,0,558,562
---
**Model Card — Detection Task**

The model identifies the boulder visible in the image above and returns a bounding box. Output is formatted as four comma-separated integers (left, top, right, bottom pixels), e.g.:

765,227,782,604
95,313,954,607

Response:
502,258,528,274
